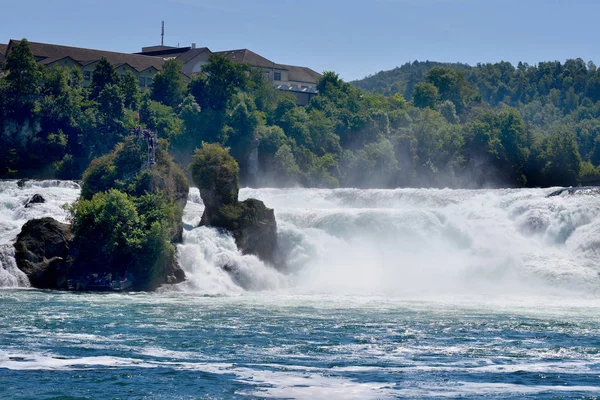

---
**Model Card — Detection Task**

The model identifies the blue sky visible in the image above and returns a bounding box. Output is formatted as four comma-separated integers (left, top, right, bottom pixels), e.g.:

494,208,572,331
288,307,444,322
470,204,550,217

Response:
2,0,599,81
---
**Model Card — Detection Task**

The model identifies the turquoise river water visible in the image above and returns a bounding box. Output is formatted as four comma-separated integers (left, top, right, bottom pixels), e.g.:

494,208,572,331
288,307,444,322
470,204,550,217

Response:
1,181,600,399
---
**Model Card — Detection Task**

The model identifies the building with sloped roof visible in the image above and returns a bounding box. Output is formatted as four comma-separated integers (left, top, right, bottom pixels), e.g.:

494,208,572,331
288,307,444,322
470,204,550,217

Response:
3,38,322,104
140,44,322,105
6,40,174,89
137,44,212,74
213,49,321,105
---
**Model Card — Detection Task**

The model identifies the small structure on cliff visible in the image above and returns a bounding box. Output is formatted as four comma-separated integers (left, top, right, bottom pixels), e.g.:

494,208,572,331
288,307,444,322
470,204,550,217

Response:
190,143,278,265
14,134,190,291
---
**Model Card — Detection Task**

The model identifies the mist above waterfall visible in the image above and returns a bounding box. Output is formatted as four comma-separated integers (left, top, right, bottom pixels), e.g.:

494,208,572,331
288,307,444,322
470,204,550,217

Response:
176,186,600,296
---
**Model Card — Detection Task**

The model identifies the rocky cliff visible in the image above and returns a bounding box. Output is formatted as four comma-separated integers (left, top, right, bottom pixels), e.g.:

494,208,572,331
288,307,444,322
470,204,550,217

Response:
191,143,278,265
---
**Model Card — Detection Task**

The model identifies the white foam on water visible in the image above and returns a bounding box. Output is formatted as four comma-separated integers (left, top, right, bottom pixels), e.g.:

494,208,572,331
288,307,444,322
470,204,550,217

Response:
174,226,290,295
0,348,394,399
397,382,600,398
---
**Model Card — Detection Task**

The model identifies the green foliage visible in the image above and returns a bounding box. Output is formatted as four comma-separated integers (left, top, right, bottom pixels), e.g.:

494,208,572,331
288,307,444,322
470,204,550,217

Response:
190,142,239,204
98,84,125,120
425,67,474,113
91,57,118,99
412,82,439,109
151,59,186,108
140,95,183,139
540,131,581,186
73,133,188,290
2,37,599,189
81,135,188,202
2,39,42,120
579,161,600,181
69,189,176,290
190,54,249,111
119,71,140,109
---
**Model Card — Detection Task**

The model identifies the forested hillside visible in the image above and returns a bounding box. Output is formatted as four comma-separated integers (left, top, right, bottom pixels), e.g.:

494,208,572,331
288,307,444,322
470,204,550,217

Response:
352,59,600,185
1,39,597,188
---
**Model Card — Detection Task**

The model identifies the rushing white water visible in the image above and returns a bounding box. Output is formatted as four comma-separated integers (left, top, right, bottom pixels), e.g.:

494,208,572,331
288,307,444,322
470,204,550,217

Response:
2,180,600,296
0,180,80,287
180,185,600,296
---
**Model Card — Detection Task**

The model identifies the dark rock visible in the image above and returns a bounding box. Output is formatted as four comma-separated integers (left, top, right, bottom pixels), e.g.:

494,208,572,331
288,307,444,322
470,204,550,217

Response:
24,194,45,208
200,197,277,265
166,259,186,284
17,178,29,189
13,217,71,289
192,143,278,265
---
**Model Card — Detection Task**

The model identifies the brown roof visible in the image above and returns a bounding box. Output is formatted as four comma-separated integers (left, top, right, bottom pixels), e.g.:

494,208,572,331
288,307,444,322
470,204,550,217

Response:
138,46,191,57
8,40,165,72
280,64,322,84
214,49,285,70
0,44,7,55
176,47,210,63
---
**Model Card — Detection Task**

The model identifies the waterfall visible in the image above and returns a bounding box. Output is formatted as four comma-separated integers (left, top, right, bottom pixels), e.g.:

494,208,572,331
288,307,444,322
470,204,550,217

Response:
2,180,600,296
0,180,80,287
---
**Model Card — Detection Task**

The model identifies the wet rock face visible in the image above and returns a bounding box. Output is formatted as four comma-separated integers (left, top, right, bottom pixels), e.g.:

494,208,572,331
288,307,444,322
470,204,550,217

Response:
24,194,45,208
202,198,278,265
192,144,277,265
14,217,71,289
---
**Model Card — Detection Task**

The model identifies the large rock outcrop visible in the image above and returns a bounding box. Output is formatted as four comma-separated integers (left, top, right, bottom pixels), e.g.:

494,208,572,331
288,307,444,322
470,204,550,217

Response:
191,143,278,265
14,217,71,289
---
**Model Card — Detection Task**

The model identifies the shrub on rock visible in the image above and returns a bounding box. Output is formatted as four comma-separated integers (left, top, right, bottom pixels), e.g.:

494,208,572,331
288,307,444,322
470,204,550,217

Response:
190,142,278,265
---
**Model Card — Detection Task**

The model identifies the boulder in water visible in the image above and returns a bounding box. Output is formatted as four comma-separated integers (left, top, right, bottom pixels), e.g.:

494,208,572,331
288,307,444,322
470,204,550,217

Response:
13,217,71,289
24,194,45,208
205,198,278,265
191,143,278,265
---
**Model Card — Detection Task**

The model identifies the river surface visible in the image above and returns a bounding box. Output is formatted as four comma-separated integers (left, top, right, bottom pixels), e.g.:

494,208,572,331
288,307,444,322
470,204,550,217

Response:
1,181,600,399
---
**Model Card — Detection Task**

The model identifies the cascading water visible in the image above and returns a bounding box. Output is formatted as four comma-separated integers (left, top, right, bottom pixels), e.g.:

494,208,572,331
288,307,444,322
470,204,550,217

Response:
177,186,600,296
0,180,80,287
1,180,599,295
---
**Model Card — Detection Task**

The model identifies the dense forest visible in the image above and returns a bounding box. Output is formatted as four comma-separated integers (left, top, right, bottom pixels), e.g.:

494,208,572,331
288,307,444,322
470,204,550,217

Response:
1,39,598,188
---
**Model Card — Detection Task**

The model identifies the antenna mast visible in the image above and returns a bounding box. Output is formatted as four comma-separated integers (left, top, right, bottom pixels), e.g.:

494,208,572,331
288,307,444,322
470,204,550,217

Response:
161,21,165,46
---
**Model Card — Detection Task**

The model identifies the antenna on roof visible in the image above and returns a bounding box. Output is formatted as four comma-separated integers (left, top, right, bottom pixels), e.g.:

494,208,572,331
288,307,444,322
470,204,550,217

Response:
161,21,165,46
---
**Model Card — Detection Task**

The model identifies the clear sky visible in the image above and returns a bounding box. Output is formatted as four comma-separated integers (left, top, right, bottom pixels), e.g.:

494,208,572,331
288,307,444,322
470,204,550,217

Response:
2,0,599,81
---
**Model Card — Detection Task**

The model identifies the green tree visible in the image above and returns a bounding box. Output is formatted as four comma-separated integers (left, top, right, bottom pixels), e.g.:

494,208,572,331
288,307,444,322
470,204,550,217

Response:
272,144,301,184
191,55,249,111
541,131,581,186
70,189,177,290
2,39,42,119
91,57,118,98
119,71,140,109
151,59,186,108
426,67,474,113
190,142,240,205
412,82,439,109
98,84,125,121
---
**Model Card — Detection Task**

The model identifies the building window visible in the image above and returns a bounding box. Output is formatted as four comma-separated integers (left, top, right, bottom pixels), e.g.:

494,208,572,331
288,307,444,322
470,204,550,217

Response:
274,72,281,81
146,77,153,87
264,71,270,79
83,71,91,80
139,76,146,87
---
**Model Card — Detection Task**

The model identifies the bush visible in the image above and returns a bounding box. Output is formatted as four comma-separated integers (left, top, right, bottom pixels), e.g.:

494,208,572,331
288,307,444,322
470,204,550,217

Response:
190,142,239,205
69,190,176,290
